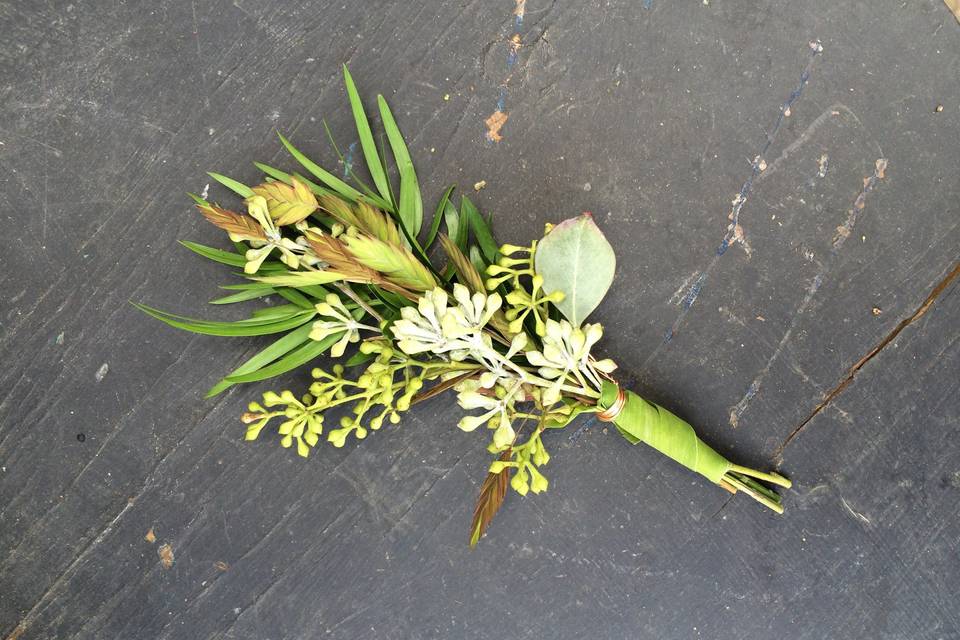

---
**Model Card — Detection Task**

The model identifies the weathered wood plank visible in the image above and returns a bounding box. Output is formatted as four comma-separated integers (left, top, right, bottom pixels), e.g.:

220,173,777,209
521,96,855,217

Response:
2,0,958,638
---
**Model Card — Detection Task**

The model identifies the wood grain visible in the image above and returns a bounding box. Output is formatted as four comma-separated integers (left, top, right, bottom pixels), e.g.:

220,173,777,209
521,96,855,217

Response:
1,0,959,638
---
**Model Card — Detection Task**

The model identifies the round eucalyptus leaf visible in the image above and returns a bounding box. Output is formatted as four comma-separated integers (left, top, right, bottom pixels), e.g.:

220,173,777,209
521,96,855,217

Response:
534,214,616,326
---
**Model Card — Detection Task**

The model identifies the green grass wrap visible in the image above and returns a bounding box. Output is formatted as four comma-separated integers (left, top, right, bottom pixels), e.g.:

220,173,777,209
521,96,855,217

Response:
599,381,731,485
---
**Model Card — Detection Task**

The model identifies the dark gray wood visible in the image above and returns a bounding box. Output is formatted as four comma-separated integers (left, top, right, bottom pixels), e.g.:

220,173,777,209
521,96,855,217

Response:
2,0,959,638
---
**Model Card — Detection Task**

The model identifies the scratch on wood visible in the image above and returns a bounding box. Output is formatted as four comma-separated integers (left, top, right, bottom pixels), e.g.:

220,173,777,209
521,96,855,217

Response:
839,494,871,525
774,258,960,460
6,498,136,636
651,41,823,355
729,159,888,428
4,623,27,640
758,103,882,181
191,0,201,56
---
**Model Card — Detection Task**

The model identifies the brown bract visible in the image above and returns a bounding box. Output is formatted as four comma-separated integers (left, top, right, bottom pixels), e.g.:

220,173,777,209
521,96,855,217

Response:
470,450,513,547
196,204,267,242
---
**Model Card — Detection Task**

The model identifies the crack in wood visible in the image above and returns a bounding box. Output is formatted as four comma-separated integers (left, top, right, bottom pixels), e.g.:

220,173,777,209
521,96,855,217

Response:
774,259,960,461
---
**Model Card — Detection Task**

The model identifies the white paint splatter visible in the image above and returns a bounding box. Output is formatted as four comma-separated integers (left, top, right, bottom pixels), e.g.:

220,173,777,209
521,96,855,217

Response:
95,363,109,382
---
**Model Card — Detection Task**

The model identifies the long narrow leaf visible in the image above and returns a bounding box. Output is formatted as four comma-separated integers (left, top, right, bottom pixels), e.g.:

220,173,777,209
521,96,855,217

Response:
378,94,423,237
296,284,331,300
321,119,385,204
180,241,286,273
250,270,345,287
443,199,468,250
251,304,304,319
254,162,334,199
424,185,455,249
180,241,246,267
343,66,393,207
219,282,277,291
210,288,276,305
208,172,255,198
275,288,314,309
134,303,314,336
139,303,298,326
206,323,315,397
277,132,378,206
224,333,340,383
462,196,500,263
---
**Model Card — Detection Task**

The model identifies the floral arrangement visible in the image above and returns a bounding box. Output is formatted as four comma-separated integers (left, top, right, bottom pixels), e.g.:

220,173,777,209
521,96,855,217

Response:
138,69,791,545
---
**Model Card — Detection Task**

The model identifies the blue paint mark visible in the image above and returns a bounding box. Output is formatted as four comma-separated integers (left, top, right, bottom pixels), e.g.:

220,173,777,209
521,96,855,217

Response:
567,414,598,443
343,141,356,178
643,0,652,8
656,41,824,347
681,274,706,310
485,1,526,143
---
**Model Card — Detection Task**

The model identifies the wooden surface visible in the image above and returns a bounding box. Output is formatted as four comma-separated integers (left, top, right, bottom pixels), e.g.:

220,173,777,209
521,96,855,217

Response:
2,1,959,638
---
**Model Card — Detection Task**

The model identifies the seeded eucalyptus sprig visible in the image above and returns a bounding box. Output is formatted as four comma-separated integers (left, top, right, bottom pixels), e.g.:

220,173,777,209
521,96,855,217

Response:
139,68,791,547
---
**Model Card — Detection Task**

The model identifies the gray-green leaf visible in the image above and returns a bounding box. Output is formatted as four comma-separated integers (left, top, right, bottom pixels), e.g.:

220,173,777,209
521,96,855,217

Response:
534,214,615,326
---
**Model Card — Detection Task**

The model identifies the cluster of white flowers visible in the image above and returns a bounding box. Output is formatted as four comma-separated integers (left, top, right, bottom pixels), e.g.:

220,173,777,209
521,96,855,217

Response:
391,284,503,359
525,319,616,404
391,285,615,451
309,293,380,357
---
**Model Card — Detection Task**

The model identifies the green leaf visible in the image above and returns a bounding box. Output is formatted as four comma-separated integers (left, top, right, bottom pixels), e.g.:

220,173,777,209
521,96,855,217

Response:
534,214,616,326
278,132,388,208
378,94,423,237
250,270,345,287
461,196,499,263
444,198,466,250
296,284,331,300
219,282,276,291
225,333,340,383
210,287,276,305
543,400,594,429
134,303,315,337
179,241,287,273
424,185,455,249
469,245,487,276
180,241,246,267
343,66,394,207
345,349,376,367
142,303,296,326
187,192,209,206
251,303,303,319
254,162,335,199
275,287,315,309
320,119,385,205
206,323,315,397
208,172,255,198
